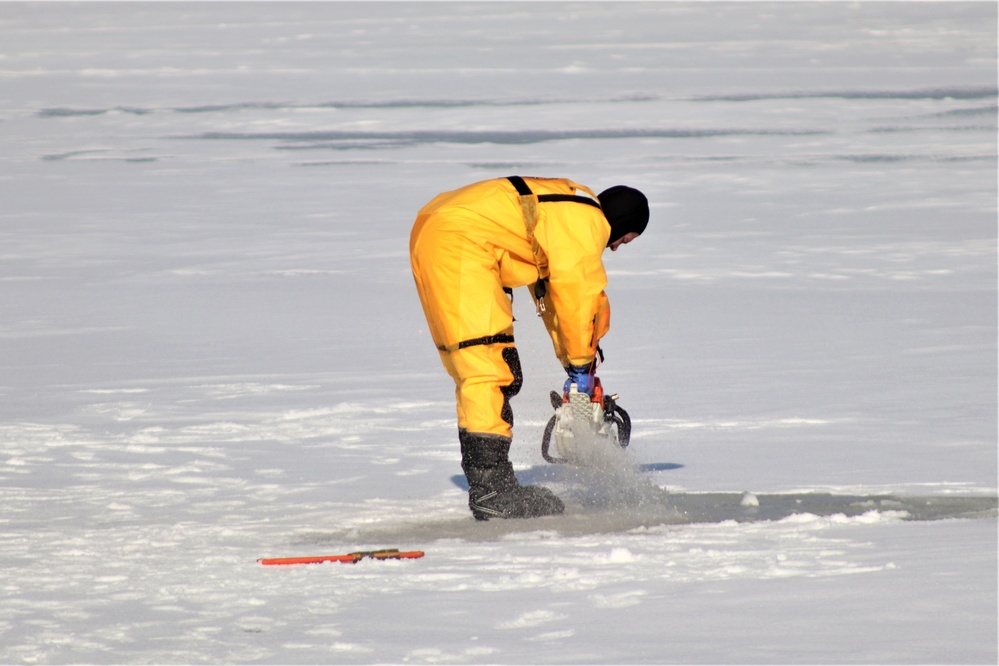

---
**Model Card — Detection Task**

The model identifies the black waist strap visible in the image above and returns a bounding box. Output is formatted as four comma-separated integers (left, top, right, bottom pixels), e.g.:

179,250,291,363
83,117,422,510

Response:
506,176,602,209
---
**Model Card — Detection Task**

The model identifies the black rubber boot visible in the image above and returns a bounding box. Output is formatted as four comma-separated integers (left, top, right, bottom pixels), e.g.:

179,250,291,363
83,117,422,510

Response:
460,430,565,521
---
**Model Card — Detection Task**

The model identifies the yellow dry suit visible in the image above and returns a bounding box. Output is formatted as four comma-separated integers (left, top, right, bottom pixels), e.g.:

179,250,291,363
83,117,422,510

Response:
410,176,612,440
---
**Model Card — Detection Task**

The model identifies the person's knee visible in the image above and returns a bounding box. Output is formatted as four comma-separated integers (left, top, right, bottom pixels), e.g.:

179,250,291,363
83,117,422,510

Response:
450,343,520,437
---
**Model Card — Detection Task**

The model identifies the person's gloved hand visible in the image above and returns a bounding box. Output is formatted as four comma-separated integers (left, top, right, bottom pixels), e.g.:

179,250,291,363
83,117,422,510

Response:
564,363,597,396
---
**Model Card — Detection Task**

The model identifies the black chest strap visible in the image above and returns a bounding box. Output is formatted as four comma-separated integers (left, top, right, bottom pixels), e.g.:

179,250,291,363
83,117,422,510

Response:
506,176,602,209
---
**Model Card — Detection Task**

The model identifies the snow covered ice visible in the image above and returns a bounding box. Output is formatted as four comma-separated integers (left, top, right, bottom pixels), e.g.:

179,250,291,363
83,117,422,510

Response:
1,3,996,663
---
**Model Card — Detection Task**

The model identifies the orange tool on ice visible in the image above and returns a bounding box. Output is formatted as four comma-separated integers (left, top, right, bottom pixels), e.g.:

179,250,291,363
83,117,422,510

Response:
258,548,424,566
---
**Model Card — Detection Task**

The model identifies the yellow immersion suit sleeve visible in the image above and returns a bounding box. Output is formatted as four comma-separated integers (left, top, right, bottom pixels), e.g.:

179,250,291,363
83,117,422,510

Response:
534,286,610,369
531,196,612,368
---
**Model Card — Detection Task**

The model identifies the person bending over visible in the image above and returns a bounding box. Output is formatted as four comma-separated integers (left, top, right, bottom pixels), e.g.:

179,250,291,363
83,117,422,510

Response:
409,176,649,520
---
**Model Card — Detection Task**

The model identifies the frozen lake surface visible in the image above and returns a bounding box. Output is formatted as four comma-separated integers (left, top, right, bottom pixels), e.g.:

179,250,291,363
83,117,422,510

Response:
1,3,996,663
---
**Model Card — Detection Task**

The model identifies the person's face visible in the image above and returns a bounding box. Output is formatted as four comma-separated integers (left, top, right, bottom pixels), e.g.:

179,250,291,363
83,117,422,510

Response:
609,232,640,251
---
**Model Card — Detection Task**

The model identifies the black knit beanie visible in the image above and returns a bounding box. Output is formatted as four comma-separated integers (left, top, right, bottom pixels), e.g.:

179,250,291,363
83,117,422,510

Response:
598,185,649,246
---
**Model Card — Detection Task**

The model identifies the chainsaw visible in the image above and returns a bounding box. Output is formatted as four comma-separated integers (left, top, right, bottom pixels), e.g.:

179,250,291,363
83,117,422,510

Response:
541,377,631,464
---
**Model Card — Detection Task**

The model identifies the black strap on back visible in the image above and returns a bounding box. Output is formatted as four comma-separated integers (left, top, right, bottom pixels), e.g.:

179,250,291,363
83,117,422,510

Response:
506,176,602,209
507,175,533,196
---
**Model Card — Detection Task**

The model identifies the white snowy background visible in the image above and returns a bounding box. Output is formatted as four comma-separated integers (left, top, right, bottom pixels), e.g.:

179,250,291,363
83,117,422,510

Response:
1,2,996,663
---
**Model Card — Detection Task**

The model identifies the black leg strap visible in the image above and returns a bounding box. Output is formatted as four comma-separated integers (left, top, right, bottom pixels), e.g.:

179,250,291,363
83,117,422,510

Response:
437,333,515,352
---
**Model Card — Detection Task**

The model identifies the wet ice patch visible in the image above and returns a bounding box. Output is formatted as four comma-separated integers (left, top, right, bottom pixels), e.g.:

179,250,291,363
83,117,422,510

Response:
498,609,566,630
590,590,647,609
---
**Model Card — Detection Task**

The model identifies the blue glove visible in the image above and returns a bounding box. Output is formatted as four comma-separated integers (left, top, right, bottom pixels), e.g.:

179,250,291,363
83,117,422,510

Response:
564,364,597,396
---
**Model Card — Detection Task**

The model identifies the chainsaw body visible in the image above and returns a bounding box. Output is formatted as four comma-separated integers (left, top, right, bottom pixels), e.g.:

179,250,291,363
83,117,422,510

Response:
541,378,631,464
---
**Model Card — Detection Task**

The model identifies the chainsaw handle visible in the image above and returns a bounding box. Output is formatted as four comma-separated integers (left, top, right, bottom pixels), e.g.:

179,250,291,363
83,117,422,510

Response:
541,413,567,463
608,401,632,448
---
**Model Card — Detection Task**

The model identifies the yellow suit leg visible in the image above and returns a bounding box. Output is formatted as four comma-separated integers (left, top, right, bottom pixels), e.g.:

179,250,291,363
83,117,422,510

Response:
411,216,522,439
